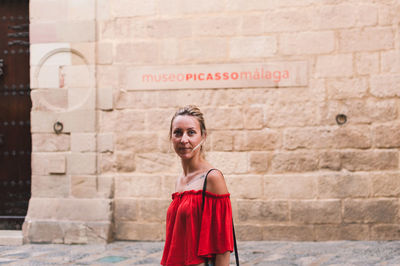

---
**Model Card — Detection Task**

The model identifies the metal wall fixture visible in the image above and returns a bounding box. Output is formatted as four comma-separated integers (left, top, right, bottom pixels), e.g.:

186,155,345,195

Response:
53,121,64,134
336,114,347,125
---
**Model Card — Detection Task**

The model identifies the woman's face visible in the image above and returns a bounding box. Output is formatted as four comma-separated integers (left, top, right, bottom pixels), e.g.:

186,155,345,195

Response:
170,115,204,160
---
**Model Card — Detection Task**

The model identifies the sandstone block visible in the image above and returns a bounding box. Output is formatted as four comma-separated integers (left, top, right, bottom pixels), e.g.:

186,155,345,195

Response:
115,90,158,110
30,43,71,66
290,200,341,224
271,151,319,173
97,0,111,20
67,153,97,175
47,155,66,174
135,153,178,173
238,200,288,223
23,220,64,244
71,175,98,198
114,198,138,222
371,225,400,240
206,152,248,174
30,111,57,133
344,199,399,223
235,225,263,241
97,87,113,110
179,38,228,63
230,36,277,59
26,198,112,221
114,222,162,241
226,175,263,199
97,65,118,89
211,131,234,151
315,224,369,241
30,0,67,22
246,129,280,151
63,221,112,244
326,77,368,99
111,0,156,17
203,107,244,130
145,109,175,131
71,133,96,152
31,89,68,111
371,172,400,197
317,172,370,199
61,109,96,133
31,152,67,175
30,22,58,43
280,31,335,55
263,9,312,32
98,153,115,174
249,152,270,173
264,174,317,200
115,132,158,152
356,52,379,75
340,150,398,171
139,199,170,222
373,122,400,148
243,107,263,129
339,27,394,52
370,74,400,97
114,175,161,197
32,133,70,152
316,54,353,78
31,175,69,198
67,0,95,20
381,50,400,73
241,15,264,35
318,151,341,171
55,21,96,43
100,110,146,132
115,152,136,172
115,42,159,64
263,225,314,241
160,39,179,64
97,175,114,198
96,42,113,65
97,133,114,153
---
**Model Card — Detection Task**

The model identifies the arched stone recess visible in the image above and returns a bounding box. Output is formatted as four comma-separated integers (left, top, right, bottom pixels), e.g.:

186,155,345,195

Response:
23,46,113,244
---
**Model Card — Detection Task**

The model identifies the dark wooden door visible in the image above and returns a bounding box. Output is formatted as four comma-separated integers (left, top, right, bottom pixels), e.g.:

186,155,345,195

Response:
0,0,31,230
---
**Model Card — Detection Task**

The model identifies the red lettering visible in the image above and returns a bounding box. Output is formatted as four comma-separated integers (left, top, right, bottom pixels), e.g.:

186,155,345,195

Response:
223,72,229,80
177,73,184,81
231,72,238,80
199,73,205,80
186,73,193,80
206,73,213,80
162,74,168,82
215,72,221,80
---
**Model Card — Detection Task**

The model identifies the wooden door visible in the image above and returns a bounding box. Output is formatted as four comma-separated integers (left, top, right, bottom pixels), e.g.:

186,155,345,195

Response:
0,0,31,230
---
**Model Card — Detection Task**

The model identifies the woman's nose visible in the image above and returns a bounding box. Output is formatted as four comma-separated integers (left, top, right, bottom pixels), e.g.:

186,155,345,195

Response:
180,133,189,143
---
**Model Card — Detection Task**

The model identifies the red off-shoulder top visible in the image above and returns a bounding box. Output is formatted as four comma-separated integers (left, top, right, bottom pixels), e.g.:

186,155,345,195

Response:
161,190,234,266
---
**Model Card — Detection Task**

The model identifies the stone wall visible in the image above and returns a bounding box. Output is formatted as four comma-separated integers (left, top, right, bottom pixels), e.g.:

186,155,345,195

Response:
24,0,400,243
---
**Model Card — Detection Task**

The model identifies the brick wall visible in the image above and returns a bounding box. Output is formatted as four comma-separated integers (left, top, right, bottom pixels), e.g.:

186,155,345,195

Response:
25,0,400,243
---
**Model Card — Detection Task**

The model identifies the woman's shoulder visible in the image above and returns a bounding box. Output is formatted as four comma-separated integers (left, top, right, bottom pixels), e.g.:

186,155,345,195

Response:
205,169,229,195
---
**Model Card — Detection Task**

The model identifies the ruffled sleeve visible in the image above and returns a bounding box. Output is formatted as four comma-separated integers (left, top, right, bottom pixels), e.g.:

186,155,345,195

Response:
197,192,234,258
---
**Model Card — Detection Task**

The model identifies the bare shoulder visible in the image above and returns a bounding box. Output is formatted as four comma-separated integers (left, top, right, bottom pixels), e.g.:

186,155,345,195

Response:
205,169,229,194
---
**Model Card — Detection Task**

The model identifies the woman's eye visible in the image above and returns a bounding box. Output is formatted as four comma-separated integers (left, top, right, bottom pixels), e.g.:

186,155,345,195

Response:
173,130,182,136
188,130,196,135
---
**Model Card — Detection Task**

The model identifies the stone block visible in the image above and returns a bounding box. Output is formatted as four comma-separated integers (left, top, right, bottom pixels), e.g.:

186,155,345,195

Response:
264,174,317,200
111,0,156,17
26,198,112,221
114,222,162,241
97,87,113,110
97,133,114,153
315,224,369,241
263,9,312,32
114,90,158,109
98,153,115,174
340,150,398,171
30,43,71,66
290,200,342,224
96,42,113,65
114,198,138,221
97,0,111,20
114,175,161,197
203,108,244,130
67,153,97,175
115,42,159,64
97,175,114,198
206,152,248,174
371,172,400,197
68,87,95,110
226,175,263,199
283,125,371,150
56,21,96,43
62,65,93,88
318,151,341,171
343,199,398,223
115,152,135,172
339,27,394,52
161,174,177,198
23,220,64,244
370,74,400,97
31,175,69,198
249,152,270,173
243,107,264,129
381,50,400,73
160,39,179,64
316,54,353,78
97,65,118,89
32,133,70,152
71,133,96,152
263,225,314,241
30,0,67,22
115,132,158,152
355,52,379,75
179,38,228,63
145,109,174,131
31,89,68,111
71,175,98,198
241,15,264,35
279,31,335,55
271,151,319,173
371,225,400,240
138,199,170,222
247,129,280,151
373,122,400,148
67,0,95,20
235,225,263,241
230,36,277,59
31,152,67,175
61,109,96,133
47,155,66,174
33,65,60,89
317,172,370,199
70,42,96,65
238,199,288,223
63,221,112,244
326,77,368,99
30,22,58,43
211,131,234,151
135,153,178,173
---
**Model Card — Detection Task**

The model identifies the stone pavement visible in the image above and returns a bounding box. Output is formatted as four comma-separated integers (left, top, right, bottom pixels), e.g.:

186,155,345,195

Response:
0,241,400,265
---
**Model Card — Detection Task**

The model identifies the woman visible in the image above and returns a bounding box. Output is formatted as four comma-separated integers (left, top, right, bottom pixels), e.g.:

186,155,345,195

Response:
161,105,234,266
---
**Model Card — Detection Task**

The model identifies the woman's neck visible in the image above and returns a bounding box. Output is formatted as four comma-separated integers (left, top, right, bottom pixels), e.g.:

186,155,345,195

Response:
180,155,206,176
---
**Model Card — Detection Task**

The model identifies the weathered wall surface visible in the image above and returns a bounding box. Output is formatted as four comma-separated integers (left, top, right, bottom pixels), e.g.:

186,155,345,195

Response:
25,0,400,243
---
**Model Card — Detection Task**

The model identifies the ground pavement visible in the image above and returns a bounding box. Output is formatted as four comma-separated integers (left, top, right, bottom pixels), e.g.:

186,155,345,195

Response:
0,241,399,265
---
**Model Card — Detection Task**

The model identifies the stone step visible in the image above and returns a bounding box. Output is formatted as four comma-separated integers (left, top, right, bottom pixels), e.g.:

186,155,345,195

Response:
0,230,23,246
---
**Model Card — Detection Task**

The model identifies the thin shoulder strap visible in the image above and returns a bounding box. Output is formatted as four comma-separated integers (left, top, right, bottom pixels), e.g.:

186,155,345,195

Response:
201,168,240,266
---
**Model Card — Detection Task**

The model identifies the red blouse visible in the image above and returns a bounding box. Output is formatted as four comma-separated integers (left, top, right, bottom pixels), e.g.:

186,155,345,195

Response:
161,190,234,266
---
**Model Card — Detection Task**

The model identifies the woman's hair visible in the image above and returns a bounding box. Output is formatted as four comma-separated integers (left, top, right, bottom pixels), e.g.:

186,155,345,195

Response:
169,105,207,140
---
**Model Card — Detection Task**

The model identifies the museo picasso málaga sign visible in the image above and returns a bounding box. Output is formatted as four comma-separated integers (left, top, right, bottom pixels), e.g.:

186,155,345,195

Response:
125,61,308,90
